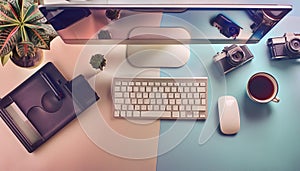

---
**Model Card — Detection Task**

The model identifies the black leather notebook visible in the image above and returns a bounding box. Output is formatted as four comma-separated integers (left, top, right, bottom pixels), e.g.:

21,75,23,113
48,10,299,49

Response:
0,62,99,152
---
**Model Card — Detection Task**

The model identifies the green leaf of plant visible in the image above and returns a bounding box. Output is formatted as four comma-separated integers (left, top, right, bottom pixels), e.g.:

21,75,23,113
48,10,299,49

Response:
41,24,58,39
24,4,43,23
0,1,7,5
21,0,35,22
27,26,55,49
0,23,19,30
27,23,58,42
20,25,29,42
30,29,50,49
24,4,36,21
24,0,35,9
16,41,35,58
6,0,20,15
0,3,19,23
1,51,12,66
0,26,19,57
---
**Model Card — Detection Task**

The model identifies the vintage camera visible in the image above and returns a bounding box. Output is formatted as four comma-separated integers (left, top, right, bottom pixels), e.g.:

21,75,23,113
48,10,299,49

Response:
247,9,289,33
211,14,242,39
267,33,300,60
213,44,254,74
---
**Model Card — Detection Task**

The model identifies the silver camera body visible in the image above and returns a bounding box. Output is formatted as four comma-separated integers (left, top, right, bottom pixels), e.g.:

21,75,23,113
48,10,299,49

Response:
267,32,300,60
213,44,254,74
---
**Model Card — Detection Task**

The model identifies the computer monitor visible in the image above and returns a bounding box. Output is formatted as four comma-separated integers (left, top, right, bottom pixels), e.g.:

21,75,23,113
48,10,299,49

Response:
39,4,292,44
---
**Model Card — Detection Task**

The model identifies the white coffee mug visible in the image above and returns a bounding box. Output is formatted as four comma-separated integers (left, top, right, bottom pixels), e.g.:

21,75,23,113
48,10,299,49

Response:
246,72,280,103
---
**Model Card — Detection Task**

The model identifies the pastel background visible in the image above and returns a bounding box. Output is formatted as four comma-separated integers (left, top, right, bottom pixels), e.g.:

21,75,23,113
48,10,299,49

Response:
0,0,299,171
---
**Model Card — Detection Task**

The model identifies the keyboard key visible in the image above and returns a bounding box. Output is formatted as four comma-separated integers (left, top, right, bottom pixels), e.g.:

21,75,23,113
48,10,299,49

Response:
198,87,206,92
114,111,120,117
143,93,148,98
193,112,200,118
173,105,179,111
146,87,152,92
121,86,126,91
140,87,145,92
180,112,186,117
115,87,121,91
141,105,147,111
173,112,180,117
124,93,129,98
126,111,132,117
135,105,140,111
115,99,124,104
138,99,143,105
115,81,121,86
133,87,139,92
149,93,155,98
133,111,140,117
131,99,137,104
160,105,166,111
202,99,206,105
141,111,172,118
121,111,126,117
128,105,134,110
115,93,123,98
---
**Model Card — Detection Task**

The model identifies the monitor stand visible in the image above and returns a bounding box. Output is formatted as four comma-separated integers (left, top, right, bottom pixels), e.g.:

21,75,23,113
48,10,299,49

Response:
126,44,190,68
126,27,190,68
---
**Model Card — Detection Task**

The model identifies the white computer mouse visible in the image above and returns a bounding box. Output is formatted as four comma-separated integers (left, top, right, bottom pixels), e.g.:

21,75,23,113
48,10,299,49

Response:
218,96,240,135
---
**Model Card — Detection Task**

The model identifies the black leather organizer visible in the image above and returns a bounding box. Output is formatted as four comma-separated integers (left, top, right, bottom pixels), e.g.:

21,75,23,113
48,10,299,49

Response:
0,62,99,152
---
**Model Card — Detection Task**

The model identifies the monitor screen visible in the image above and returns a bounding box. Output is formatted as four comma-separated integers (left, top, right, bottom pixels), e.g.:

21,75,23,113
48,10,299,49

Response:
39,4,292,44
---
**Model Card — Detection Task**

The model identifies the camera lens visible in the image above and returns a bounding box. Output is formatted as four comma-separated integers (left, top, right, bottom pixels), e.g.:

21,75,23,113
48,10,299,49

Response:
263,9,286,21
228,50,245,66
289,38,300,52
228,26,239,37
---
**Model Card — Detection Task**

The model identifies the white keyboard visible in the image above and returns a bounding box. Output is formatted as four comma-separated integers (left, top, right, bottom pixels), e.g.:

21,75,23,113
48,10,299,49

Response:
113,77,208,120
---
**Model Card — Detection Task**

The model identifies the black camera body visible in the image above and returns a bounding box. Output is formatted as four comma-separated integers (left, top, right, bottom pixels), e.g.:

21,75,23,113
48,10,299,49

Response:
267,33,300,60
211,14,242,39
213,44,254,74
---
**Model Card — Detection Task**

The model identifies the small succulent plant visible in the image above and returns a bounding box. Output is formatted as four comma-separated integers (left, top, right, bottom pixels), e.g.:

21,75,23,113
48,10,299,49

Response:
105,9,121,21
0,0,57,66
90,53,107,71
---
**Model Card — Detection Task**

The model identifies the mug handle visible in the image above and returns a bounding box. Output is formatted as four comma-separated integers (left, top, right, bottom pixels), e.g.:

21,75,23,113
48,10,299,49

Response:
272,97,280,103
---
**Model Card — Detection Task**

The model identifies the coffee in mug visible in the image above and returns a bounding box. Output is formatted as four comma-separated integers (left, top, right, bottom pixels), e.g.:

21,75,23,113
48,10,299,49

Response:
247,72,280,103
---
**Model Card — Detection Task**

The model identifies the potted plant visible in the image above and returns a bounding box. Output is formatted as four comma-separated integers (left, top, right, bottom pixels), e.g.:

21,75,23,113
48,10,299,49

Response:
0,0,57,68
90,53,107,71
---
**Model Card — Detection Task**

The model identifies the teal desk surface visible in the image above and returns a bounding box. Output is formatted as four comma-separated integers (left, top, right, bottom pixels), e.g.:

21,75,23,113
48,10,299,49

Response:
157,1,300,171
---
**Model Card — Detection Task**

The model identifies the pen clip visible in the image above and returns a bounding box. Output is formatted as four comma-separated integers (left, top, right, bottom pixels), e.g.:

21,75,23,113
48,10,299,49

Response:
0,96,14,109
40,72,64,100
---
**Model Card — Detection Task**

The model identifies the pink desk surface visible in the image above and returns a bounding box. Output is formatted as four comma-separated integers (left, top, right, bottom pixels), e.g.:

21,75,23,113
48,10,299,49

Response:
0,37,160,171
